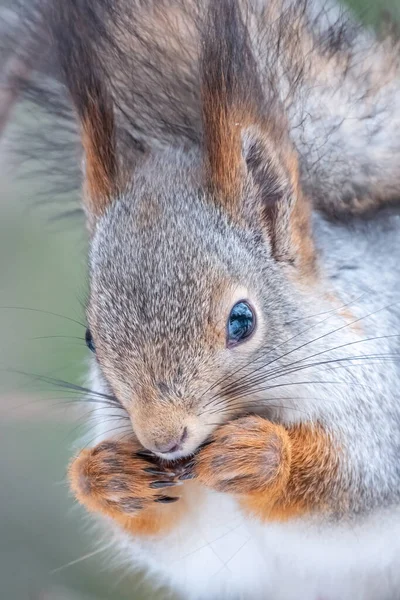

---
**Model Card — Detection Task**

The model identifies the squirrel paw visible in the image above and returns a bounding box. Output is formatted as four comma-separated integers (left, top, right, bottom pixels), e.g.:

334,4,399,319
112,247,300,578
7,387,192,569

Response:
69,440,184,516
194,415,291,496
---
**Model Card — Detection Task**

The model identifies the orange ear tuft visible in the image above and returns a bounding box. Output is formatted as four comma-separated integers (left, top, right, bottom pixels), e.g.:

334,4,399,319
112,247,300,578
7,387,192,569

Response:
52,1,121,225
202,97,244,204
201,1,262,208
80,90,119,219
201,0,316,275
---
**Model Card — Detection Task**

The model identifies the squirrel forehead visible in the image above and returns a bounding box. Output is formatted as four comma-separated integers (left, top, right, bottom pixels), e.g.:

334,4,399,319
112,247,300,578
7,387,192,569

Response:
88,236,257,335
86,198,266,357
85,164,278,373
87,146,272,284
90,182,265,286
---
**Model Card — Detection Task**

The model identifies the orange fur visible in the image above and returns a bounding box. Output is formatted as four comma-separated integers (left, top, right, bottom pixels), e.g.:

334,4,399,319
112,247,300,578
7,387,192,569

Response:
200,2,317,278
81,105,119,219
195,416,341,522
51,1,122,222
242,423,341,521
267,150,317,278
202,90,317,277
195,416,292,496
69,440,188,537
202,100,245,205
69,418,341,537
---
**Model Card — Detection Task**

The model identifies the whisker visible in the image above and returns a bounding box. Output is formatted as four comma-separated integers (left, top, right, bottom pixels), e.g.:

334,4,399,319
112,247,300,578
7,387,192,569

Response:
214,378,380,410
205,348,399,414
205,399,310,417
115,430,136,443
233,355,400,399
201,296,370,406
220,328,400,404
51,543,114,574
259,352,399,387
6,357,89,396
0,305,86,329
170,522,245,564
6,392,124,421
82,424,133,449
283,293,366,325
231,334,400,397
1,368,118,402
263,302,399,384
30,335,84,341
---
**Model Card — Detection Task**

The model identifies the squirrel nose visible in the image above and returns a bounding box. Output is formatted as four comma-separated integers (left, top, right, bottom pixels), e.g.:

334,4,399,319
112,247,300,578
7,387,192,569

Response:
154,427,188,454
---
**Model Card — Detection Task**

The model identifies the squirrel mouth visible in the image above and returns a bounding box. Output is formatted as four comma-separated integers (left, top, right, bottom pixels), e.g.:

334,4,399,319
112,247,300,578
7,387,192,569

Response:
136,437,212,473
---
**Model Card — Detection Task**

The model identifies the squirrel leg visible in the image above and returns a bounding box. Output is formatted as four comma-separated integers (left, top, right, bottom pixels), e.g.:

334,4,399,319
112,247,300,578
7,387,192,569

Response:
195,415,342,521
69,440,189,536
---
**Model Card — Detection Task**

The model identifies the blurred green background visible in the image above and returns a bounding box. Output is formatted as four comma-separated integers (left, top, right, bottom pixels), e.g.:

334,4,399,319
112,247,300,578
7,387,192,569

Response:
0,2,398,600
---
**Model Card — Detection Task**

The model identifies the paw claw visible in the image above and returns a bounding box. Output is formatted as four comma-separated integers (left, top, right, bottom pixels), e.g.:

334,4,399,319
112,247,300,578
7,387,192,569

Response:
149,480,180,489
154,495,180,503
136,449,155,458
135,450,159,465
143,467,176,477
178,472,195,481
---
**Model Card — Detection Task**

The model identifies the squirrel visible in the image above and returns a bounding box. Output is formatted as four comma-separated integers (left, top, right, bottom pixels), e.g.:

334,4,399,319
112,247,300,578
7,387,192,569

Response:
2,0,400,598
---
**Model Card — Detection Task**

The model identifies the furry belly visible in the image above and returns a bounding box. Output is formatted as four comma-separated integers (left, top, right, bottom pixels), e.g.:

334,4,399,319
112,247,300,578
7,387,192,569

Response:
114,490,400,600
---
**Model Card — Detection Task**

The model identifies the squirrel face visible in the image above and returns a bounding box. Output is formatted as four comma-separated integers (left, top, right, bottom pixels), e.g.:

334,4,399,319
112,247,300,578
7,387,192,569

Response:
57,0,318,458
86,152,293,459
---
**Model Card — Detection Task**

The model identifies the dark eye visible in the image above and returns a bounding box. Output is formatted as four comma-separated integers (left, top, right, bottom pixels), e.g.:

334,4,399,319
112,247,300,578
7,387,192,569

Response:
227,301,256,346
85,328,96,352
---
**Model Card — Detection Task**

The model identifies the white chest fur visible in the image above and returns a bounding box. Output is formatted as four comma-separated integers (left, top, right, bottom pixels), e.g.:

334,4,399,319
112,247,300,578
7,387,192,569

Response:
110,488,400,600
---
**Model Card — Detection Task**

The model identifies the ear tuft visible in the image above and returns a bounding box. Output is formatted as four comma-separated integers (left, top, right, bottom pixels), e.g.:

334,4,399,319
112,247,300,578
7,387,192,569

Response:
51,1,121,226
201,0,316,276
80,79,119,219
201,0,263,205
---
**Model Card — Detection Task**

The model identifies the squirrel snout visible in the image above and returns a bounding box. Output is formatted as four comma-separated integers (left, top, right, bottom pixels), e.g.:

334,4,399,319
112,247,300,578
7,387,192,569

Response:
153,427,188,455
131,405,209,458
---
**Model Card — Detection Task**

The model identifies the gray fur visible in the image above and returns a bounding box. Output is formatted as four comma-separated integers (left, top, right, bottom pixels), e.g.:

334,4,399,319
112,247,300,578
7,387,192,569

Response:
88,141,400,513
2,0,400,516
3,0,400,216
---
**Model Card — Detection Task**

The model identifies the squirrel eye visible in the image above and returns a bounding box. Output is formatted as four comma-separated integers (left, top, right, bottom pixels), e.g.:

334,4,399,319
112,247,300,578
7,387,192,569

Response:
85,328,96,353
227,301,256,347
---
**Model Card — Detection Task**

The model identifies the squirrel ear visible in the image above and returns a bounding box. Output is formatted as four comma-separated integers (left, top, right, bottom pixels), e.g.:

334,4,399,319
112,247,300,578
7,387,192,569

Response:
242,128,316,275
201,0,316,276
51,2,121,229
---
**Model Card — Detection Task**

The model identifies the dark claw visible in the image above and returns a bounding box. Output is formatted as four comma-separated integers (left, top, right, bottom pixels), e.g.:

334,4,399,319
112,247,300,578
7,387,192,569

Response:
143,467,176,477
178,472,196,481
154,495,179,504
182,459,195,472
149,480,179,489
135,451,158,464
136,449,156,458
199,439,213,449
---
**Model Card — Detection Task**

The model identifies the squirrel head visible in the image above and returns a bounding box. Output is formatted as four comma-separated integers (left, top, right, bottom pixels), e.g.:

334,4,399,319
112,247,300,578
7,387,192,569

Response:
57,0,318,458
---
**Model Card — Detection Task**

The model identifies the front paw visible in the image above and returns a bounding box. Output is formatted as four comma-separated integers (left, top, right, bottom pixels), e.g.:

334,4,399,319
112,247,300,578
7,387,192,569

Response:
69,440,183,517
195,416,291,495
